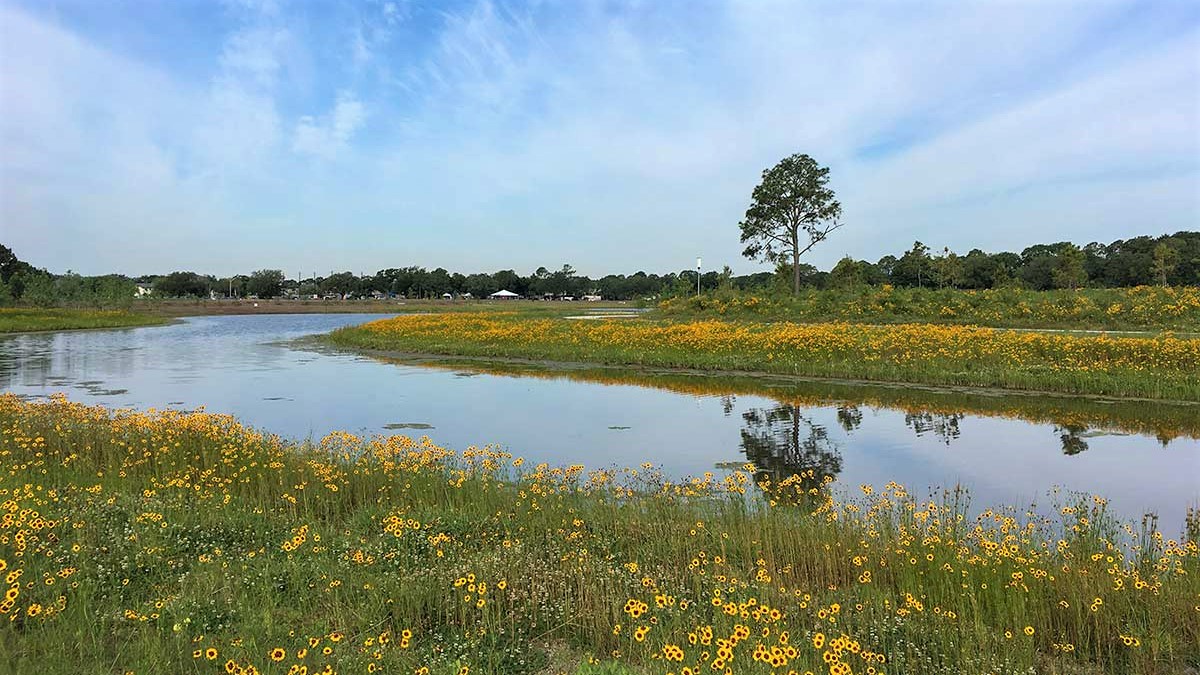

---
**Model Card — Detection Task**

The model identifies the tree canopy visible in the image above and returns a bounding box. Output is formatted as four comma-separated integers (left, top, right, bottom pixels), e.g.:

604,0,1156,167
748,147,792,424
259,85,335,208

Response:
739,153,843,294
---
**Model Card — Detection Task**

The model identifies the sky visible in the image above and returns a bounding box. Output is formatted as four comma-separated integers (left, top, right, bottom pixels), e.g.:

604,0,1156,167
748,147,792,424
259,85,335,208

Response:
1,0,1198,278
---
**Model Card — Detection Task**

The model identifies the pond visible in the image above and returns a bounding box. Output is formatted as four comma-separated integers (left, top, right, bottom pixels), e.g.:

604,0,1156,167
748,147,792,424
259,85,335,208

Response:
2,313,1197,534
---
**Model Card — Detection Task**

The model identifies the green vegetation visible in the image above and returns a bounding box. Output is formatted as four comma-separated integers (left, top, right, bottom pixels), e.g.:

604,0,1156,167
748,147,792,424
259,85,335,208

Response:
2,395,1196,675
0,308,167,333
325,313,1200,401
5,232,1199,309
655,285,1200,332
738,153,843,294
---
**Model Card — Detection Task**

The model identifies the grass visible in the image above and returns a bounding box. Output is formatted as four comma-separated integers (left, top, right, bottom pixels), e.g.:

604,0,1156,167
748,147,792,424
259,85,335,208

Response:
1,394,1197,675
324,313,1200,401
655,286,1200,333
0,308,168,333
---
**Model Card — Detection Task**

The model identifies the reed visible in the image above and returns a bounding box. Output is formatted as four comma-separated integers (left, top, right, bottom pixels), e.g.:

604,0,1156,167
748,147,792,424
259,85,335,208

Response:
1,395,1196,675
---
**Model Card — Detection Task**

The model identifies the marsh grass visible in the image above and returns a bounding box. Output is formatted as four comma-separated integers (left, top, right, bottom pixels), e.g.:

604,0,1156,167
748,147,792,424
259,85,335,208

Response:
1,395,1197,675
655,286,1200,333
0,308,167,333
325,314,1200,401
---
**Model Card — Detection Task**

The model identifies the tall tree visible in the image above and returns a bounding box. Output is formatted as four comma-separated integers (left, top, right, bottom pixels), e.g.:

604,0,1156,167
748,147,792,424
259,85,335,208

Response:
739,153,843,294
1052,244,1087,290
829,257,862,290
1151,242,1180,286
246,269,285,299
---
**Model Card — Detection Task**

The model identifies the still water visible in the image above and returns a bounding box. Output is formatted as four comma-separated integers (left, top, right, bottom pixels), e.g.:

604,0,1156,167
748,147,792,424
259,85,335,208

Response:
2,314,1197,533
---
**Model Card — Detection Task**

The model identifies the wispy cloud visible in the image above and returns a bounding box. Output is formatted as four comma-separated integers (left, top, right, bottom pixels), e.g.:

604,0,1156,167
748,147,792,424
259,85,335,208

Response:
1,0,1196,276
293,92,367,159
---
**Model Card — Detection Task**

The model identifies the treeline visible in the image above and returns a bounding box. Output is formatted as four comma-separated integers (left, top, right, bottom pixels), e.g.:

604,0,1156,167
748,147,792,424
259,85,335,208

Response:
0,246,138,308
823,232,1200,291
2,231,1197,306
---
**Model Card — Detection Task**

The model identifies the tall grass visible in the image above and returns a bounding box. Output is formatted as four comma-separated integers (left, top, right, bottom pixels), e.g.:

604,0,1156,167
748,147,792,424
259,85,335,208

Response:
2,395,1196,675
656,286,1200,332
0,308,167,333
325,313,1200,401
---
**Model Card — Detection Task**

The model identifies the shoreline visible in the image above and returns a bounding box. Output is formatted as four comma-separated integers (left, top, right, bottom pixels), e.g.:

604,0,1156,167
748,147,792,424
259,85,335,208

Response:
308,337,1200,408
320,314,1200,402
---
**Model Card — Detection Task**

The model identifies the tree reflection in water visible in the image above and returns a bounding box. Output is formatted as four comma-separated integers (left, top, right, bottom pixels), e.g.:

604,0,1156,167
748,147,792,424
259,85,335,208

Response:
904,411,964,445
740,404,843,504
1056,423,1089,455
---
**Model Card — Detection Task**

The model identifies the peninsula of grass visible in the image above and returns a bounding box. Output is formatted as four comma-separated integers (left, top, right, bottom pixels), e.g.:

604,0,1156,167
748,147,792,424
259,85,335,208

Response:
2,395,1197,675
325,313,1200,402
0,307,168,333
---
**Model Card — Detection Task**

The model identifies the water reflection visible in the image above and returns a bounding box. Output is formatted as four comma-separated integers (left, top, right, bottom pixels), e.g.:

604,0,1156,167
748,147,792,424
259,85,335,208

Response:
740,404,843,502
1,315,1197,534
903,411,964,445
373,355,1200,446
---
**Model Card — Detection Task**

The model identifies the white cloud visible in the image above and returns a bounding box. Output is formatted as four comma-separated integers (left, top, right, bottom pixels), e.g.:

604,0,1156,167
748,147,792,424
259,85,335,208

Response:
0,0,1196,276
293,93,367,159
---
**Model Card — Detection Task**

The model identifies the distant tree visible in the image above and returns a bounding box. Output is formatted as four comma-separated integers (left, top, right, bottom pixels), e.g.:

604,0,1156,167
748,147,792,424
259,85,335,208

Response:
1151,242,1180,286
718,265,734,290
550,264,577,296
829,256,863,290
773,262,821,289
739,153,843,294
1052,244,1087,290
875,255,898,280
246,269,285,298
491,269,525,295
154,271,210,298
960,249,997,289
0,244,30,283
933,247,965,289
892,241,931,288
320,272,357,297
20,274,57,307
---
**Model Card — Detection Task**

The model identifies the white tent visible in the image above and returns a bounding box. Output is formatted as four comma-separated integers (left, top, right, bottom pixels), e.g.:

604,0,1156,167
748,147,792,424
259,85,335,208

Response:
489,289,520,300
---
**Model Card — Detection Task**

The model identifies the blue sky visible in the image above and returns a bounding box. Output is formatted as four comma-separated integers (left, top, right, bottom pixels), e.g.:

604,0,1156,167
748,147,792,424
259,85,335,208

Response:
1,0,1197,277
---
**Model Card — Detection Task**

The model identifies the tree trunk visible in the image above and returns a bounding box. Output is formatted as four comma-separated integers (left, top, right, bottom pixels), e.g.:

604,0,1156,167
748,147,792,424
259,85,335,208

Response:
792,227,801,295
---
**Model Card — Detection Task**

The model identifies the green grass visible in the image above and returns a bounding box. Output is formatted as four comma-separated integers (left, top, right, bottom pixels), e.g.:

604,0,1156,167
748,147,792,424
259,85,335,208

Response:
324,313,1200,401
0,307,168,333
655,286,1200,333
1,395,1197,675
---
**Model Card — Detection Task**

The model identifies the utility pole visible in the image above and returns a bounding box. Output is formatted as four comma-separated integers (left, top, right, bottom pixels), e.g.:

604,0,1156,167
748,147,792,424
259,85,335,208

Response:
696,257,702,297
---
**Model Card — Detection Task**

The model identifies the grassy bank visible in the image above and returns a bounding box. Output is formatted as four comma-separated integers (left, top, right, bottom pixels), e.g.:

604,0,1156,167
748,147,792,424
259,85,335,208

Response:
325,313,1200,401
0,308,168,333
2,395,1197,675
655,286,1200,332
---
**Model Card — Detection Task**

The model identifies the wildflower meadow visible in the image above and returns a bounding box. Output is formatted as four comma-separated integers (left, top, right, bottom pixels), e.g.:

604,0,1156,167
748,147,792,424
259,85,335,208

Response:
1,394,1197,675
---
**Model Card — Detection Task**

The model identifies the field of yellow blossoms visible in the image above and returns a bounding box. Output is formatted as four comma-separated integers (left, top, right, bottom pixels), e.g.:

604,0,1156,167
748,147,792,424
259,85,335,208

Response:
657,286,1200,332
1,394,1197,675
327,313,1200,401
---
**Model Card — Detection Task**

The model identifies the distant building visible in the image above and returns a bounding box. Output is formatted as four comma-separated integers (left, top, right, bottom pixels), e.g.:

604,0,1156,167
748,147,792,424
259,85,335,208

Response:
134,283,153,298
582,294,603,302
489,290,520,300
